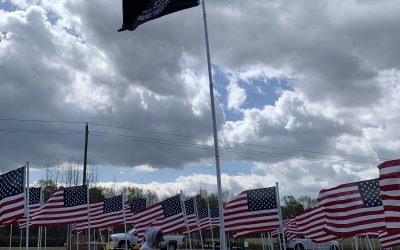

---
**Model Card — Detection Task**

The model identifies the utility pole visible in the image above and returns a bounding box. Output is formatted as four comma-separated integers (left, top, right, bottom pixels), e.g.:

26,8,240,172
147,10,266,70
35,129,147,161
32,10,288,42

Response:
83,123,89,186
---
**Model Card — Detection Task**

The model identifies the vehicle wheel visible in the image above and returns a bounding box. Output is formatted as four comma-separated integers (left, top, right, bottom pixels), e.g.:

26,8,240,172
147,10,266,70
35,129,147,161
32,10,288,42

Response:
330,246,339,250
168,244,177,250
294,244,304,250
118,241,130,249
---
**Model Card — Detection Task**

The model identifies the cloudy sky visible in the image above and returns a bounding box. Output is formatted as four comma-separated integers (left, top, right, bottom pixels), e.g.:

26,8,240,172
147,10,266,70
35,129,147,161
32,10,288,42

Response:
1,0,400,199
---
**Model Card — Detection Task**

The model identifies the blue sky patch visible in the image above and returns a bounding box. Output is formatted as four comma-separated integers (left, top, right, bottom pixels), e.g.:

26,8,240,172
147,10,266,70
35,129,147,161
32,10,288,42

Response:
0,1,16,12
46,10,60,25
213,65,293,122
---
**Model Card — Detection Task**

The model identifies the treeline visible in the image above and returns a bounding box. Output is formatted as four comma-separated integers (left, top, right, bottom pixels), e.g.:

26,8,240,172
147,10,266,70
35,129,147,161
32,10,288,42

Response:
0,161,317,246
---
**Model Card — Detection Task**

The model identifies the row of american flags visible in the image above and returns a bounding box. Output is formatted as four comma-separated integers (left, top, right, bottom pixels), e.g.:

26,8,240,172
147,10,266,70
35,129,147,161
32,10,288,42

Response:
1,160,400,247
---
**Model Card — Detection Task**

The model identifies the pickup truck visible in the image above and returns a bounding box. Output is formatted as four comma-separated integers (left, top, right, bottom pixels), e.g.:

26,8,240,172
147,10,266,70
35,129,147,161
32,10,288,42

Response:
109,228,185,250
288,236,339,250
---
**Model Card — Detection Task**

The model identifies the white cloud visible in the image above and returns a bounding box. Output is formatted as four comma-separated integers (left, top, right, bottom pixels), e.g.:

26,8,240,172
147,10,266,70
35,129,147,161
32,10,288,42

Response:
227,82,246,110
133,164,157,173
96,157,382,200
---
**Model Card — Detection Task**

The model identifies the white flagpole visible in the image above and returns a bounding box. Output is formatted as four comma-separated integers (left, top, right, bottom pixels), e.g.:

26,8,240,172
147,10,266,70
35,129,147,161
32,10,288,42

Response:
70,225,73,250
26,162,30,250
86,185,91,250
200,1,226,249
9,224,13,250
44,227,47,250
193,198,204,250
268,232,274,250
38,187,44,250
366,235,374,250
199,229,205,250
67,225,70,250
275,183,286,250
37,227,41,250
355,236,359,250
77,232,80,250
261,233,266,250
180,191,193,250
207,202,215,250
277,231,282,250
122,194,128,250
93,229,96,250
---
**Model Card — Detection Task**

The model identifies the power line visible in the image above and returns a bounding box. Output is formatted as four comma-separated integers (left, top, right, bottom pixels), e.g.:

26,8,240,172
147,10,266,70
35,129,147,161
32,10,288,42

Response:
0,128,83,135
0,118,85,124
89,132,381,166
0,117,392,163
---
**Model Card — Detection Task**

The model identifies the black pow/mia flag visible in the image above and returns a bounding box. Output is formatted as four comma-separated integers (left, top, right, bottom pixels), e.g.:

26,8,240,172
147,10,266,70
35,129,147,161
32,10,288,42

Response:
118,0,199,32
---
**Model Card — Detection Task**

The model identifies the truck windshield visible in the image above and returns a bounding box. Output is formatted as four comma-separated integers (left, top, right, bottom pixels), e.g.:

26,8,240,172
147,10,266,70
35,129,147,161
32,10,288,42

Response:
127,229,136,234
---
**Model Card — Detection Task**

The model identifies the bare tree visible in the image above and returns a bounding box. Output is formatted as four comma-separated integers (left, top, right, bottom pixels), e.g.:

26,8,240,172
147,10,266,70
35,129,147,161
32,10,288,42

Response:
87,163,99,188
297,195,318,209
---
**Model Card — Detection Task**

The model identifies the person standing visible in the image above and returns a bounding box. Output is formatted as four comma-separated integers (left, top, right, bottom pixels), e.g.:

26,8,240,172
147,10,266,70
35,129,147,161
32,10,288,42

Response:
140,227,164,250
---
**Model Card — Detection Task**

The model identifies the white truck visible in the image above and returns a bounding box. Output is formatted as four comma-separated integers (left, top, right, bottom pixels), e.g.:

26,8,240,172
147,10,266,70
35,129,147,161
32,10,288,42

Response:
288,236,339,250
109,228,185,250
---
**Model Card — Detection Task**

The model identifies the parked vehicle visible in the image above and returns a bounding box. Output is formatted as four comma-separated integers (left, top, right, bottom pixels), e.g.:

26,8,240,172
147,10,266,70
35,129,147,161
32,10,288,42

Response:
288,236,339,250
109,228,139,248
159,234,185,250
109,229,184,250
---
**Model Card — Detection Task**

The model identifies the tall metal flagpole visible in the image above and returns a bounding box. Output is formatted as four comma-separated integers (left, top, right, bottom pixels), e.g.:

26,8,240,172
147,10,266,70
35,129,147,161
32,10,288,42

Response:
26,162,30,250
201,0,226,249
275,182,286,250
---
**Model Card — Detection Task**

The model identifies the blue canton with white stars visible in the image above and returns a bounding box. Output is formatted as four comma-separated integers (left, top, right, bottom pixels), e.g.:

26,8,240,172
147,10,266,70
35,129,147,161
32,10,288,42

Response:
197,206,209,220
64,185,87,207
357,179,383,208
131,198,147,213
184,199,195,215
247,187,277,211
104,195,123,213
0,167,24,200
29,187,41,205
210,208,219,218
161,195,182,218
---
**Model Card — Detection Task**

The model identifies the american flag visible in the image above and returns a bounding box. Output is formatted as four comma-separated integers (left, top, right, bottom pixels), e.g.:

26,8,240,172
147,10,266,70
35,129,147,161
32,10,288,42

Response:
151,194,186,233
126,197,147,224
317,178,386,237
378,159,400,234
197,206,210,230
132,194,185,241
284,218,303,240
223,187,280,237
184,198,199,233
208,208,220,229
271,219,302,240
295,205,337,243
18,187,42,228
131,198,147,213
73,195,125,232
31,185,88,226
0,167,25,226
379,231,400,248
